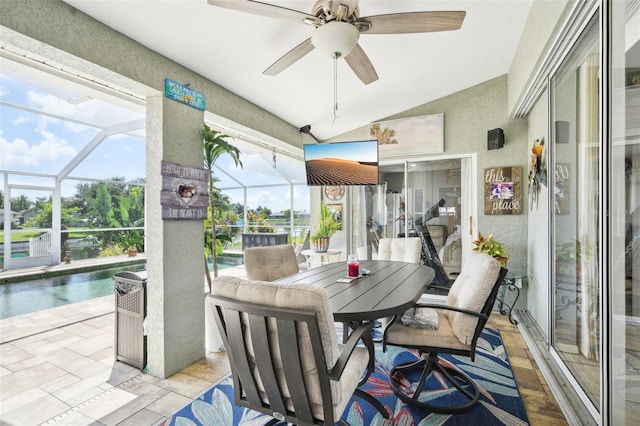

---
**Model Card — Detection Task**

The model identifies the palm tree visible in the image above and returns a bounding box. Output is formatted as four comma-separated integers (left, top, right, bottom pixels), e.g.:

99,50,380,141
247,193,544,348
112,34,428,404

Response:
203,124,242,290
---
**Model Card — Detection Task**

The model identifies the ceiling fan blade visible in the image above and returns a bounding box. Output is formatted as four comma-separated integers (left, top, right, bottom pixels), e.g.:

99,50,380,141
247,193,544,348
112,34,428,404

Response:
207,0,315,24
263,38,315,76
344,43,378,85
358,11,466,34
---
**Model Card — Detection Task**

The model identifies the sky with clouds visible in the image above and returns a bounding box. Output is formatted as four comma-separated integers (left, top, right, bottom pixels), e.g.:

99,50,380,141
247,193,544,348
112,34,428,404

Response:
0,69,308,213
1,71,146,199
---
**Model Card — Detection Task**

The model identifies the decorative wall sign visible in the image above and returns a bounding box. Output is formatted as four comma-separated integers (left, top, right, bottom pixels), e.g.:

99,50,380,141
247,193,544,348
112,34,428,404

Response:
165,78,206,111
484,167,522,215
161,160,209,220
370,113,444,158
327,204,343,230
554,163,570,215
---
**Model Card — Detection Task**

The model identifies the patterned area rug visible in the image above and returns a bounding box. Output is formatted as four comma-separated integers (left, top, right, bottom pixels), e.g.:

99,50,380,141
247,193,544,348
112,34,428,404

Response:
161,327,529,425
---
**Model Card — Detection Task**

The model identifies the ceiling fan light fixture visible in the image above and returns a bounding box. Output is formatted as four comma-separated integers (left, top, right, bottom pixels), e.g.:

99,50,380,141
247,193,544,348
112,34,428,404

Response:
311,21,359,56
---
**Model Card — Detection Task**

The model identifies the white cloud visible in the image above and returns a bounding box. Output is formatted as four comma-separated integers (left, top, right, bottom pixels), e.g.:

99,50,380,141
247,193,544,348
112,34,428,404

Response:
26,90,142,131
11,115,33,126
247,190,277,207
0,130,76,167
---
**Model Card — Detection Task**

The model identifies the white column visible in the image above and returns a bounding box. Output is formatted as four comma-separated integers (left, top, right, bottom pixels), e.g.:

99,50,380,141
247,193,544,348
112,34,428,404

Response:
145,92,206,378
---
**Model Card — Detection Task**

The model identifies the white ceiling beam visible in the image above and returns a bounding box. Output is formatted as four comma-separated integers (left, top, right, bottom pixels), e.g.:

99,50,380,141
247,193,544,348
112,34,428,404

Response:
57,129,106,182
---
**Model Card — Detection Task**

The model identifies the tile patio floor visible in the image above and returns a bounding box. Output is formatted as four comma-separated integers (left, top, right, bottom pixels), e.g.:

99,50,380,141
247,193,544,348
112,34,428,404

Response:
0,263,567,425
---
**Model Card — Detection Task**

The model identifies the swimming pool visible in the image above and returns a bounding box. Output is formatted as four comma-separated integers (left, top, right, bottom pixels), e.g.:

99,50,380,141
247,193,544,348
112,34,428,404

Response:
0,254,243,319
0,264,146,320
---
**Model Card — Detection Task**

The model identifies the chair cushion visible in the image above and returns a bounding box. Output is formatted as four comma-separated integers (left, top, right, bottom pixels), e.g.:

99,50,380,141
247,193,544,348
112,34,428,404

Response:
243,244,300,281
445,252,501,345
377,237,422,263
385,311,471,352
211,276,362,421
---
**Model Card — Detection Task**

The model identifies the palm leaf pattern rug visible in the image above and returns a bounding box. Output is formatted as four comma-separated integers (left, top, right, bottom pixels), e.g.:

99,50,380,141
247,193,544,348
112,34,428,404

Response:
161,327,529,425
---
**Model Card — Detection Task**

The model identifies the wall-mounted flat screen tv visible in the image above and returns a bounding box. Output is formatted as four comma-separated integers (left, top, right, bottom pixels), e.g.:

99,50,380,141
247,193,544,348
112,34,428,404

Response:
303,140,379,186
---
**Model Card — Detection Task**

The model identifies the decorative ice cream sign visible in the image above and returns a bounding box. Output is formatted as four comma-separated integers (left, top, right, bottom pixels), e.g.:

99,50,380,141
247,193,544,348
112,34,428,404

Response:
164,78,206,111
161,161,208,220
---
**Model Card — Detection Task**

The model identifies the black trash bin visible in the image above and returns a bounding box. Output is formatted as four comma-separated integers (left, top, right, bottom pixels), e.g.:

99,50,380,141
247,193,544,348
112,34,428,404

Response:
113,270,147,370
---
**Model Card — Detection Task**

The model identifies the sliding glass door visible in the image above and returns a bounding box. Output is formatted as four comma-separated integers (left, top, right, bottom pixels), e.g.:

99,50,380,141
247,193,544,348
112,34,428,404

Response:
610,0,640,422
551,11,600,413
374,156,475,274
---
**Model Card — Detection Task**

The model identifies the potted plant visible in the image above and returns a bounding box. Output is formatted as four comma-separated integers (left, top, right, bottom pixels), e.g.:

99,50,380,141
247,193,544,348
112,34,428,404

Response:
203,124,242,284
473,232,509,267
555,237,592,281
310,204,340,253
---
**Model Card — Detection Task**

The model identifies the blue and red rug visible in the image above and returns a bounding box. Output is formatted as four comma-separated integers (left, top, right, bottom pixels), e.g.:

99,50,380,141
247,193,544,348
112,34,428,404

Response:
161,327,529,425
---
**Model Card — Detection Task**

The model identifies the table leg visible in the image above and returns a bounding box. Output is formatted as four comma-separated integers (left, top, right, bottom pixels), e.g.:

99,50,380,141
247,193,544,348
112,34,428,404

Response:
497,279,520,325
344,320,376,384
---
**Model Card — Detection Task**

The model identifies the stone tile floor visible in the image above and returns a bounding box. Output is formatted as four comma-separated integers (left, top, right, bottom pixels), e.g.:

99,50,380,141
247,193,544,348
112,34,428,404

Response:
0,264,567,425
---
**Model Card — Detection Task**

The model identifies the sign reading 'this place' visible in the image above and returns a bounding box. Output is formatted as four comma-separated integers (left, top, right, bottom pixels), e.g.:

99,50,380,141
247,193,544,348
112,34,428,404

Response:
484,166,522,215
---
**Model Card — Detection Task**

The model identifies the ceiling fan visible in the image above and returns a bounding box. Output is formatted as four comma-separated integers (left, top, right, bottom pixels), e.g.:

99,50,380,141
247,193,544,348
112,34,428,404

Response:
207,0,466,85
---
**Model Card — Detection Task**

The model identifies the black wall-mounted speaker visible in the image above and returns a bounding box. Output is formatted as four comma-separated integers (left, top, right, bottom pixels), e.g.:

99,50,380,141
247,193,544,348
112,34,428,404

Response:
555,121,569,144
487,128,504,150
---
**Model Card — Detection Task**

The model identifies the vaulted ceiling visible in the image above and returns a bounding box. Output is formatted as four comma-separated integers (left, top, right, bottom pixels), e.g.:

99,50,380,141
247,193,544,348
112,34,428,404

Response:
63,0,533,141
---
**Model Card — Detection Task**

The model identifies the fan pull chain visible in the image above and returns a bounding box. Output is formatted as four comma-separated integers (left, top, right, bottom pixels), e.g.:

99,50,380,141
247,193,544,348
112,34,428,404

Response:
332,52,340,124
272,147,277,169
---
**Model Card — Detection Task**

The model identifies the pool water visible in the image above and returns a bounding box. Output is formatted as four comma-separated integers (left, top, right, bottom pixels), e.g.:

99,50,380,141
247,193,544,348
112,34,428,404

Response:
0,264,146,320
0,255,243,319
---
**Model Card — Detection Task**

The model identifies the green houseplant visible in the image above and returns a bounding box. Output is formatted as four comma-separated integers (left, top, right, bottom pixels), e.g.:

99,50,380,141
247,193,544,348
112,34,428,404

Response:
310,204,340,253
473,232,509,267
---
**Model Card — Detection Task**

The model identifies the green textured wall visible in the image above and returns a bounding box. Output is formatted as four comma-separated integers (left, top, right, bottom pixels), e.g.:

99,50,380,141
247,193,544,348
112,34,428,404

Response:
329,75,529,274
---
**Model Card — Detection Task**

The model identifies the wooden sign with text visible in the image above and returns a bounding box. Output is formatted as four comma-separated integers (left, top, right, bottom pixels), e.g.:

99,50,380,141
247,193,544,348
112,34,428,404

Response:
484,167,522,215
161,161,209,220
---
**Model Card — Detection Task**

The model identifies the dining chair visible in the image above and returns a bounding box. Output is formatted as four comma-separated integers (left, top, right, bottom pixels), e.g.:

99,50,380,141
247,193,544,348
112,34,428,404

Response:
243,244,300,281
366,237,422,341
208,276,389,426
382,251,507,413
377,237,422,264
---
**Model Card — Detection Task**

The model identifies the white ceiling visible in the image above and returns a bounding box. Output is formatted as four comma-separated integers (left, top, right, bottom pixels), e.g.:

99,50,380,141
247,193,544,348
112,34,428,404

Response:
63,0,533,142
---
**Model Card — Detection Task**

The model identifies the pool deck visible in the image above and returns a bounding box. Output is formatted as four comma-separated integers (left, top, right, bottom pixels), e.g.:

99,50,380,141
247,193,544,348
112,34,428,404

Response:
0,254,148,283
0,260,566,425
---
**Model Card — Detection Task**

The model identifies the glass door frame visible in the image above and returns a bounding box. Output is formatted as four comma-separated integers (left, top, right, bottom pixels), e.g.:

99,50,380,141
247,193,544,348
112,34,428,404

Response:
378,152,478,268
547,4,602,421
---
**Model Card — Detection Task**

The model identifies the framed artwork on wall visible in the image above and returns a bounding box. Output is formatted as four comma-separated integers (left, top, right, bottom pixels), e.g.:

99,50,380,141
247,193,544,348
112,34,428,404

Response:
326,204,343,230
370,113,444,159
484,166,522,215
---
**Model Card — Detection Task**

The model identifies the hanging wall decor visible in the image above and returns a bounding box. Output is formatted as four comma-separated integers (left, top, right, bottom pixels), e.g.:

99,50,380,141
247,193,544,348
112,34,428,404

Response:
160,160,209,220
484,166,522,215
554,163,570,215
370,113,444,158
528,138,547,210
164,78,206,111
326,204,343,230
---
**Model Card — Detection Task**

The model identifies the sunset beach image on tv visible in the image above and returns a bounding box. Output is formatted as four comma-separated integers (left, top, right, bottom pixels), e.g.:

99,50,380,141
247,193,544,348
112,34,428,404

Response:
303,140,379,186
